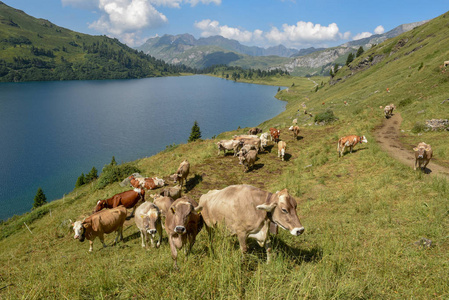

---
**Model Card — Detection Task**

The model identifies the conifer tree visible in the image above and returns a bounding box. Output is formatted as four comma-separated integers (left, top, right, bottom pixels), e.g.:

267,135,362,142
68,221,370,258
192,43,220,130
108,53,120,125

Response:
33,187,47,209
75,173,86,188
346,52,354,66
356,46,364,58
188,121,202,142
110,156,117,166
86,166,98,182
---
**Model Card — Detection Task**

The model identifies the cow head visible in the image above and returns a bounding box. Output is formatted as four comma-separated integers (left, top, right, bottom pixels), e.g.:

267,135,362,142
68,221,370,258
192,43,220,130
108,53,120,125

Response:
154,177,165,187
256,189,304,236
140,205,160,235
288,126,293,131
413,143,430,159
93,200,106,213
72,220,87,242
360,136,368,143
170,199,196,235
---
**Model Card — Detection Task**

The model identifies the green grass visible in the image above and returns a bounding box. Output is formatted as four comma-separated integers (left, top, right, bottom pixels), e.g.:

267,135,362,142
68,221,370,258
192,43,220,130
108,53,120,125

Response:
2,9,449,300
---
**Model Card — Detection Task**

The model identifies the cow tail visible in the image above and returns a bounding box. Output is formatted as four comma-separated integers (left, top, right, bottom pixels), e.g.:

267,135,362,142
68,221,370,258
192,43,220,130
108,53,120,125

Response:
337,139,341,151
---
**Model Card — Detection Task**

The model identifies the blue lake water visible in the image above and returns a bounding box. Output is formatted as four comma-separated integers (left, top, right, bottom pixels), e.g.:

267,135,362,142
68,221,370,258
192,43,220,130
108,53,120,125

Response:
0,75,284,220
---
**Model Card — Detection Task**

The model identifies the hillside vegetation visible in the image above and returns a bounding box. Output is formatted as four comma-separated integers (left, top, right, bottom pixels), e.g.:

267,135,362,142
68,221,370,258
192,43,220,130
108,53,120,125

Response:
1,10,449,300
0,2,189,82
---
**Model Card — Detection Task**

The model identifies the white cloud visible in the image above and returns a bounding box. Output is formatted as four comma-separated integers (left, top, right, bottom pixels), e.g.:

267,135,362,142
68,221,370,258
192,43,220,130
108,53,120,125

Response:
62,0,220,45
352,32,372,41
374,25,385,35
195,19,351,48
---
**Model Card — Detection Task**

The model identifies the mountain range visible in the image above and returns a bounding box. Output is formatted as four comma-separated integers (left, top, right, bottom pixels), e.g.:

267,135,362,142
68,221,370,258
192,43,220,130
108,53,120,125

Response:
136,20,428,76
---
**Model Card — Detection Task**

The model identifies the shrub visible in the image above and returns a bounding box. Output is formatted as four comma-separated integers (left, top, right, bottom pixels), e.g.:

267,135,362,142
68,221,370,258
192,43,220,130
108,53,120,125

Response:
314,109,338,124
411,122,427,133
398,97,413,107
96,162,140,189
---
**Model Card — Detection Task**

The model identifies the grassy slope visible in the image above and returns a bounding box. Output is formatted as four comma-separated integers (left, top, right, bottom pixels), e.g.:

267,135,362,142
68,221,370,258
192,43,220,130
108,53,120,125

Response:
1,12,449,300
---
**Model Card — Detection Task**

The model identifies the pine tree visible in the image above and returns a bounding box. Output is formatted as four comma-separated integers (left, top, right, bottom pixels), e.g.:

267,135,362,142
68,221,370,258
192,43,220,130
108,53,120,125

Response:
33,187,47,209
85,166,98,183
110,156,117,166
346,52,354,66
188,121,202,142
75,173,86,188
356,46,364,58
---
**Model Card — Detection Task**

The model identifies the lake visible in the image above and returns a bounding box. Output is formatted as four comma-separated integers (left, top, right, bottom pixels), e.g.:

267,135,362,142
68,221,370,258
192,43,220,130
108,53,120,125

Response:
0,75,284,220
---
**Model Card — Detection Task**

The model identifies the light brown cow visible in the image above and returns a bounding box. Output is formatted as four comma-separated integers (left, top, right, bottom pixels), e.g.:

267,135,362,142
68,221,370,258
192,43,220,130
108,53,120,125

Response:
238,149,257,172
72,206,127,252
172,160,190,189
384,105,395,118
444,61,449,67
196,185,304,263
153,196,175,218
413,142,433,171
233,135,263,152
165,196,203,270
217,140,243,156
289,125,300,139
278,141,286,161
157,185,182,200
135,201,163,248
337,135,368,157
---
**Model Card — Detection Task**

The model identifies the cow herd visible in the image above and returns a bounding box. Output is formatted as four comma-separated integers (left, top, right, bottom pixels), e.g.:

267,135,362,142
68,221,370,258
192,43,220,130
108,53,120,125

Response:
71,104,433,268
71,157,305,269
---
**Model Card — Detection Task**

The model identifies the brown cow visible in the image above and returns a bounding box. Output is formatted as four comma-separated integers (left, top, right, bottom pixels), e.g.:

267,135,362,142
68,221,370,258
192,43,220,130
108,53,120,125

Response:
248,127,262,135
165,196,203,270
72,206,127,252
413,142,433,171
94,188,144,218
269,127,280,143
278,141,286,161
337,135,368,157
289,125,300,139
233,135,263,152
129,175,165,190
157,185,182,200
196,185,304,262
135,201,163,248
153,196,175,218
172,160,190,189
238,149,257,172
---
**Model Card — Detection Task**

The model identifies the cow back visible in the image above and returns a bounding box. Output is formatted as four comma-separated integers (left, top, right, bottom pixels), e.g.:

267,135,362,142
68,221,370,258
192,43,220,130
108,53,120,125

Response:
87,206,127,236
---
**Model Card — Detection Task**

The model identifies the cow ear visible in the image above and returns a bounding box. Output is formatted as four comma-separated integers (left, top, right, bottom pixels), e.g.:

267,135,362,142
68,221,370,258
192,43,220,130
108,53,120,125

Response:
256,202,277,212
413,147,418,151
194,206,203,213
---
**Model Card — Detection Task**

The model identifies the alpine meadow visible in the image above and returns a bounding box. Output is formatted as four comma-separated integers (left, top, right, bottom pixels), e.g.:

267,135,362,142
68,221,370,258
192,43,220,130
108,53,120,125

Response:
1,5,449,300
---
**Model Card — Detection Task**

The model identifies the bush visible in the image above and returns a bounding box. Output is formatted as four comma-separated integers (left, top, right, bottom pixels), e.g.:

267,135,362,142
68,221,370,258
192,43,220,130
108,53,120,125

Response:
314,109,338,124
96,162,140,189
411,122,427,133
398,97,413,107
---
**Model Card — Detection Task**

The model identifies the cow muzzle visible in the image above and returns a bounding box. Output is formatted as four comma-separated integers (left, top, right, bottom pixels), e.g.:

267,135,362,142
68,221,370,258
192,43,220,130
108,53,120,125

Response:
418,154,424,159
290,227,305,236
174,226,186,234
148,229,157,235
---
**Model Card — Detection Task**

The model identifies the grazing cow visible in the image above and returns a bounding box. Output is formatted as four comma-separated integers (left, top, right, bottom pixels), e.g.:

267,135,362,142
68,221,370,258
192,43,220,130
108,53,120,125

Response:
384,105,395,118
292,118,298,125
238,149,257,172
278,141,286,161
444,61,449,67
72,206,127,252
172,160,190,189
269,127,280,143
260,132,269,148
165,196,203,270
248,127,262,135
157,185,182,200
413,142,433,171
289,125,300,139
135,202,163,248
217,140,243,156
233,135,263,153
337,135,368,157
196,185,304,263
94,188,144,218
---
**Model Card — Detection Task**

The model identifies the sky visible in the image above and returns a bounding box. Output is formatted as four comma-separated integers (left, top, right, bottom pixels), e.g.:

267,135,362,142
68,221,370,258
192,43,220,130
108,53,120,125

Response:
4,0,449,49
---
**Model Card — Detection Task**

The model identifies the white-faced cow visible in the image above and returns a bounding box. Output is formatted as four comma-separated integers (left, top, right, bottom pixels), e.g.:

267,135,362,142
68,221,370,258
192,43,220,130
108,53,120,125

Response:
288,125,300,139
129,175,165,190
269,127,280,143
165,196,203,270
72,206,127,252
94,188,145,218
278,141,286,161
172,160,190,189
413,142,433,171
196,185,304,263
135,201,163,248
217,140,243,156
337,135,368,157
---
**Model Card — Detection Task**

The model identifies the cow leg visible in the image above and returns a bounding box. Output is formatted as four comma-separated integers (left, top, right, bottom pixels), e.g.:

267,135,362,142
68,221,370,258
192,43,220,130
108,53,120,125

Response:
114,226,123,245
265,238,272,264
237,233,248,254
168,237,179,270
156,221,162,248
129,206,137,218
89,240,94,252
414,159,417,171
350,146,353,153
140,230,147,248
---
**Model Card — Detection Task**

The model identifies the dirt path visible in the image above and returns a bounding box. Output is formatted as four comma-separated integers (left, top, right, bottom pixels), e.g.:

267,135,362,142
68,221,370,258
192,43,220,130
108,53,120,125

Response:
373,113,449,177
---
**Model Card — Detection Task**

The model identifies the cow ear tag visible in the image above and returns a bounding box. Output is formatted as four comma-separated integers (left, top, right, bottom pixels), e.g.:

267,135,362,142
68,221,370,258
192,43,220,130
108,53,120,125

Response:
171,207,176,214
